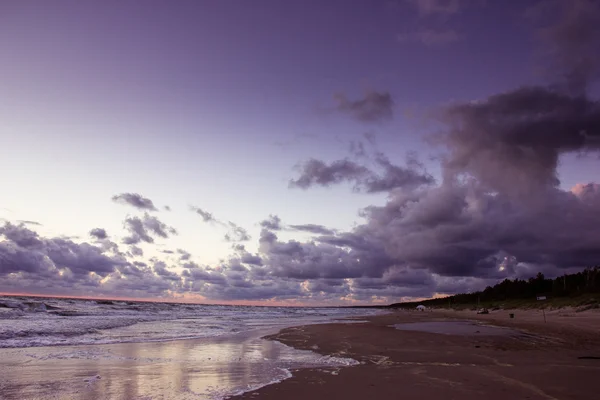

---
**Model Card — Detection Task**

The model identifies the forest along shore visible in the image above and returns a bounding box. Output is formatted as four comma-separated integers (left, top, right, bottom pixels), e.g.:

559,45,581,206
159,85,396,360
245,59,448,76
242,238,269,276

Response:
236,309,600,400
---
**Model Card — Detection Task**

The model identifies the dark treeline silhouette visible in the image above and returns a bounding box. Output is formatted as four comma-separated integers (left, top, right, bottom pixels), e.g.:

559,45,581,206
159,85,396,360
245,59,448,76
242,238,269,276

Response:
390,267,600,309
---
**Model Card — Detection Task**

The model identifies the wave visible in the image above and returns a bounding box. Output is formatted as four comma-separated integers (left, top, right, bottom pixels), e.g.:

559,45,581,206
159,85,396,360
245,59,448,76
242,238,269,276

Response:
0,295,381,349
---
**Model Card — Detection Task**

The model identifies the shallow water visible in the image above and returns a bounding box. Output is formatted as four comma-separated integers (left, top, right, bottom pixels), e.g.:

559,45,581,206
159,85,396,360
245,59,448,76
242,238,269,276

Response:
0,326,359,400
0,296,377,399
392,320,518,336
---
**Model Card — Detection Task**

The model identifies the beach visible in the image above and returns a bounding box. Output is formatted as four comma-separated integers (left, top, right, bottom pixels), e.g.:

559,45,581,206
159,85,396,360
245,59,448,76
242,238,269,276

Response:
237,309,600,400
2,306,599,399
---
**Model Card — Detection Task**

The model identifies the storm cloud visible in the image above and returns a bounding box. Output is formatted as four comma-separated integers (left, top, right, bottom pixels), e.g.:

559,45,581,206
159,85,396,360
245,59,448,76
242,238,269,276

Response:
440,86,600,197
528,0,600,94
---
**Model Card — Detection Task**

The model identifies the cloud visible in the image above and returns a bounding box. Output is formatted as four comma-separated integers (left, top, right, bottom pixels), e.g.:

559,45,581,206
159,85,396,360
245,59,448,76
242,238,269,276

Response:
260,215,282,231
190,206,217,223
289,156,434,193
224,222,251,242
397,29,461,45
129,245,143,257
289,159,370,190
89,228,108,240
0,222,43,248
177,249,191,261
439,86,600,197
288,224,336,235
143,214,178,238
190,206,251,243
0,222,127,278
240,252,263,266
527,0,600,93
122,213,177,244
112,193,158,211
333,91,394,122
164,205,171,211
16,220,42,226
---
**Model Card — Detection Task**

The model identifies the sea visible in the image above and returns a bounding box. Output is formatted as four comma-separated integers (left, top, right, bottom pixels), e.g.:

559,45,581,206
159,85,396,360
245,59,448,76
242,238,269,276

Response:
0,295,381,399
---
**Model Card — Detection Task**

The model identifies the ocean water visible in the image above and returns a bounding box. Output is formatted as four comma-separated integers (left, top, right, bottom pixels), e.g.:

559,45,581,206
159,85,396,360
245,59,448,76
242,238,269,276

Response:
0,296,378,399
0,296,378,348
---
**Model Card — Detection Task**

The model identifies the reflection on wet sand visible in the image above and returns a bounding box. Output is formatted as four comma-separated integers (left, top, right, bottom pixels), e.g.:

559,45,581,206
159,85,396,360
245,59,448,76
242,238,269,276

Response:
392,320,521,336
0,329,336,399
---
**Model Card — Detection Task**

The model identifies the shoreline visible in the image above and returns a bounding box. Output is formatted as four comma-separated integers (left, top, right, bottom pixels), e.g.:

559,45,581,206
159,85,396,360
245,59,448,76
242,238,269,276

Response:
1,308,598,399
0,318,369,400
234,309,600,399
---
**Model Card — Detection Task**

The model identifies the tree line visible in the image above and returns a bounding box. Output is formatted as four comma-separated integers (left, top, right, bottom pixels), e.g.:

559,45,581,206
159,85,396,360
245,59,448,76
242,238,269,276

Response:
389,266,600,308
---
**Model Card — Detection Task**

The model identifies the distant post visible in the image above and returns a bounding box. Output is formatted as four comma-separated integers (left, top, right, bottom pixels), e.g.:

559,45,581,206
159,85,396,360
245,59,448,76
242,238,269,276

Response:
537,295,547,323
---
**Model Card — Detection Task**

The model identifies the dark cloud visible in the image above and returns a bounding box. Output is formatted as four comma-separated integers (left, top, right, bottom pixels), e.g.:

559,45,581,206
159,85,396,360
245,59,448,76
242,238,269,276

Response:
112,193,158,211
257,229,394,280
0,222,43,248
190,206,217,223
290,156,434,193
288,224,336,235
240,252,263,266
182,262,227,286
528,0,600,94
0,222,193,299
0,222,126,278
153,261,181,282
89,228,108,240
259,215,282,231
440,86,600,197
0,241,55,275
333,91,393,122
161,250,175,254
122,216,153,244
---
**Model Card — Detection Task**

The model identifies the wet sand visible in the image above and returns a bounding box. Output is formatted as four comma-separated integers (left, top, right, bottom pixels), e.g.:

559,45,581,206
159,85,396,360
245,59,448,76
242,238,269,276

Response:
236,309,600,400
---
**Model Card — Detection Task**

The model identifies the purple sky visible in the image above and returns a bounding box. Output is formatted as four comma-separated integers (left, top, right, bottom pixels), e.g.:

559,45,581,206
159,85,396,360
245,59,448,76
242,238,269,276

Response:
1,0,599,305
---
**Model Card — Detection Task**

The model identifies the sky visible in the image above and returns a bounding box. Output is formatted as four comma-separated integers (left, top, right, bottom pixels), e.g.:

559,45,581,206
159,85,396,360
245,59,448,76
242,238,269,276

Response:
1,0,599,305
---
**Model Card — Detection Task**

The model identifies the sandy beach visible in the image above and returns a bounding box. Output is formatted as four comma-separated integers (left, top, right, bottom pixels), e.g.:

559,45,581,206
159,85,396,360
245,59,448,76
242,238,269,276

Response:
236,308,600,400
2,308,599,399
